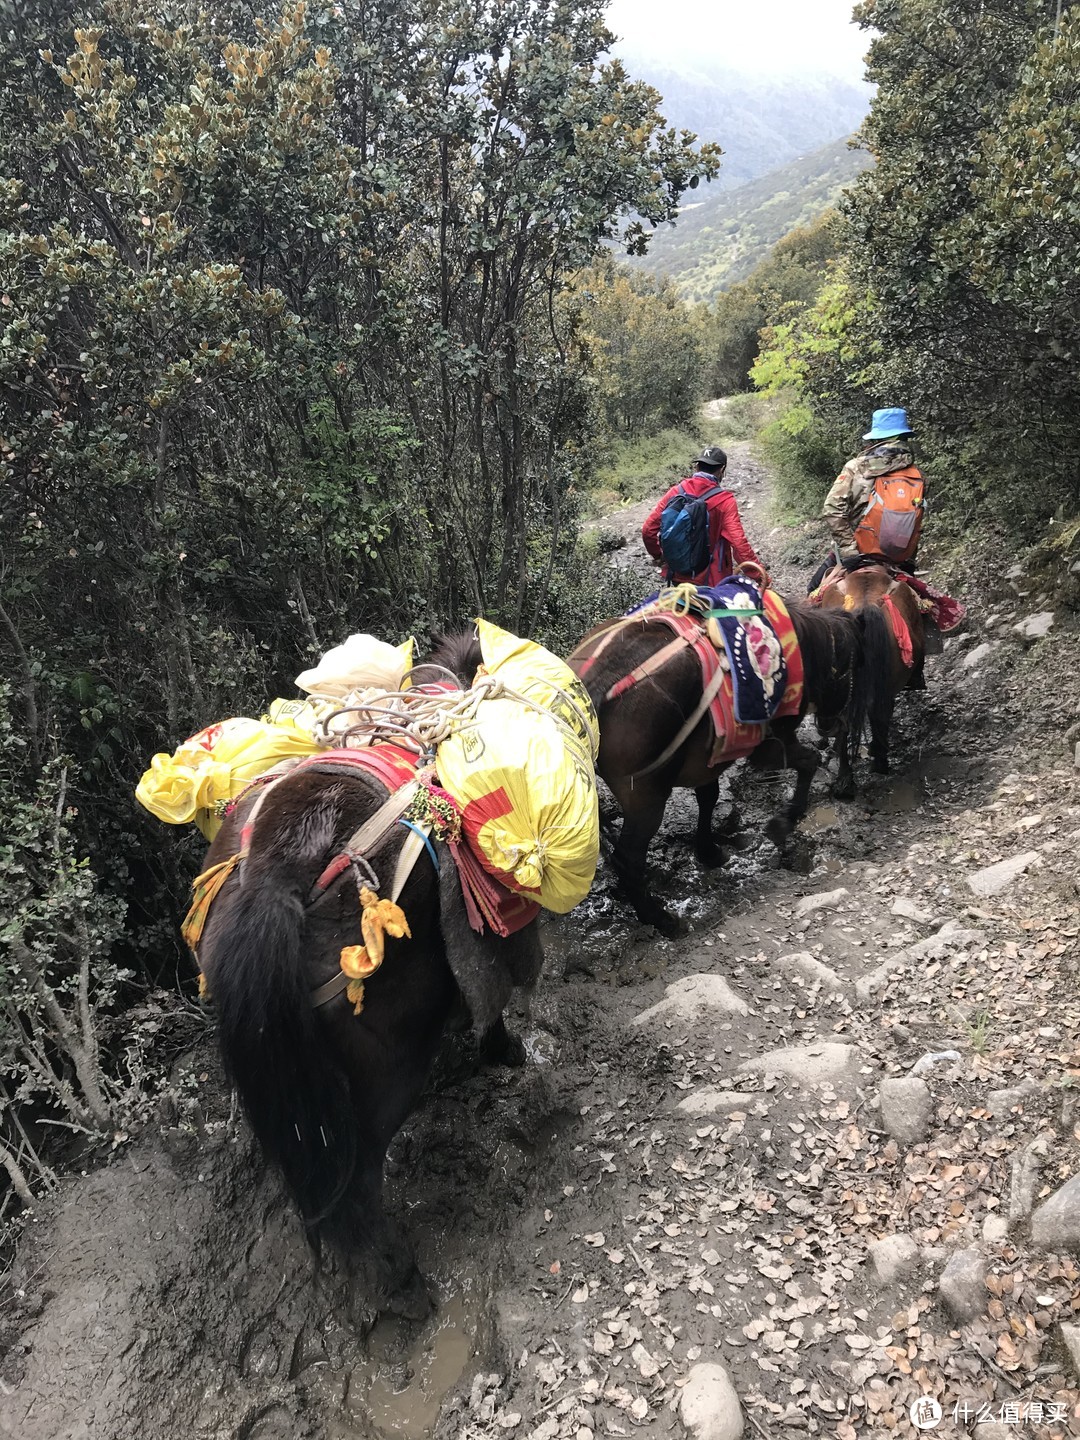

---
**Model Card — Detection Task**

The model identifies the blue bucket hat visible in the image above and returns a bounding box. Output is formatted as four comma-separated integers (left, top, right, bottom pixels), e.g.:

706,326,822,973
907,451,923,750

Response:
863,407,912,441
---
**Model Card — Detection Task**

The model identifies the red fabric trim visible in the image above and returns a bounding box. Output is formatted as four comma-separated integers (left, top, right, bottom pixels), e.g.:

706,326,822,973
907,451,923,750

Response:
882,594,915,667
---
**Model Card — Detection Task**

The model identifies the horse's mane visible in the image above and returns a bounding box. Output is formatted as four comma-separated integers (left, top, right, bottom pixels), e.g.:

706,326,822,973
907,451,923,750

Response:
424,629,484,685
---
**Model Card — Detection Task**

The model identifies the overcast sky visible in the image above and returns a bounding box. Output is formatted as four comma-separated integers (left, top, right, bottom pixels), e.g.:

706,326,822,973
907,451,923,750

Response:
605,0,871,82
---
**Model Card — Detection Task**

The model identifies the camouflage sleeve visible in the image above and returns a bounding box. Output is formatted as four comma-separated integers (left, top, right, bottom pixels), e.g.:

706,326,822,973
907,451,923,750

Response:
822,466,857,546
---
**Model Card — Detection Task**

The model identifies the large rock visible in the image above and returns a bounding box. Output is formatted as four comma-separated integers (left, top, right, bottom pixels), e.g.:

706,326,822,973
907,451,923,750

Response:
986,1081,1040,1117
776,951,846,995
1032,1172,1080,1252
679,1362,744,1440
962,641,995,670
794,887,848,918
737,1042,859,1087
890,896,934,924
966,851,1042,898
1061,1322,1080,1379
633,974,749,1028
878,1077,932,1147
868,1234,921,1286
1013,611,1055,641
938,1248,988,1323
906,928,987,961
677,1089,758,1117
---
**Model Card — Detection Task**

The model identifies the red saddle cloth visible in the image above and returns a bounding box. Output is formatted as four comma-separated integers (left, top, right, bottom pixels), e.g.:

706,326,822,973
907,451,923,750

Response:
244,745,538,938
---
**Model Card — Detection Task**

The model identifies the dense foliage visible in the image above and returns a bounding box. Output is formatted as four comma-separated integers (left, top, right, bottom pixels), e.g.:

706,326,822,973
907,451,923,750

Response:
753,0,1080,532
0,0,717,1192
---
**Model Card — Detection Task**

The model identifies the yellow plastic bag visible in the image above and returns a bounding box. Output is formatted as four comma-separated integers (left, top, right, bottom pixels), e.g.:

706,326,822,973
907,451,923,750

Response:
435,621,600,913
135,716,323,840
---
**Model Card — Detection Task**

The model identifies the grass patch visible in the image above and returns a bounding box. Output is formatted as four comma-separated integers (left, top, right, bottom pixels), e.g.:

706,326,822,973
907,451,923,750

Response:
591,425,707,507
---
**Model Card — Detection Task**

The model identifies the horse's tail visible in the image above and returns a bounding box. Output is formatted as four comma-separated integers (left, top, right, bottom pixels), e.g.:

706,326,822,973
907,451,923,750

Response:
204,798,357,1237
849,603,896,756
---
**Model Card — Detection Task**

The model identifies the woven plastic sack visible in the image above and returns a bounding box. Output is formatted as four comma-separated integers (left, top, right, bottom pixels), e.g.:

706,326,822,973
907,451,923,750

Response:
135,715,322,840
435,621,599,913
295,634,414,699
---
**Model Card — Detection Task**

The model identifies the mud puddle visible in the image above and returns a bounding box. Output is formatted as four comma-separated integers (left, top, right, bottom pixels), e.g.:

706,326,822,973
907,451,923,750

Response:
324,1284,485,1439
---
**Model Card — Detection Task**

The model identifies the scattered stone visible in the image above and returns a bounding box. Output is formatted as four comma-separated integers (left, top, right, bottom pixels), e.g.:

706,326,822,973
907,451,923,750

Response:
986,1081,1040,1117
737,1042,859,1087
905,928,986,961
962,641,994,670
868,1234,921,1286
1032,1170,1080,1251
966,851,1042,898
776,950,846,995
1012,610,1055,641
890,896,933,924
633,974,750,1028
676,1089,758,1117
938,1247,988,1323
793,887,849,918
982,1215,1009,1245
1004,562,1024,582
1011,1137,1051,1224
1075,739,1080,771
878,1077,932,1147
678,1362,744,1440
911,1049,962,1076
855,956,908,1003
889,1023,913,1043
1060,1322,1080,1379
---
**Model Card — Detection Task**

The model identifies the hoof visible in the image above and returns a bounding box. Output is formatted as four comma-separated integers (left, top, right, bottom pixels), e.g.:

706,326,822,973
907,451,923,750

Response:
716,805,742,838
832,775,856,801
764,816,792,852
694,839,725,869
636,902,685,938
387,1263,433,1323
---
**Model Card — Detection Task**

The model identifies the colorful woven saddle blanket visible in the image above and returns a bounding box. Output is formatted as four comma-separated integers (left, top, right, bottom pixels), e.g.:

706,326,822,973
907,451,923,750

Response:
629,584,804,765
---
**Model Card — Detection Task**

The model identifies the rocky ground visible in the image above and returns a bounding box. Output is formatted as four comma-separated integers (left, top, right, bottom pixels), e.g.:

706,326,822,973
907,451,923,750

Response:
2,439,1079,1440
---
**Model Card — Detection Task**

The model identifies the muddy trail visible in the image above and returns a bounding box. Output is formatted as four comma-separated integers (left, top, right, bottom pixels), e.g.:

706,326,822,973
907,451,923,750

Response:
3,443,1080,1440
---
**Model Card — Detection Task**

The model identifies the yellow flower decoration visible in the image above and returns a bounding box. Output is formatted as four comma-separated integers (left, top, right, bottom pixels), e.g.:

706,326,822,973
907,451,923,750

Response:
337,886,411,1017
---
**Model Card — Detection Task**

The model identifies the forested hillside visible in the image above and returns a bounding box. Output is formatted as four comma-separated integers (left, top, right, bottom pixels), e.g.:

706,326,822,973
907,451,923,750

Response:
618,60,870,189
632,137,871,299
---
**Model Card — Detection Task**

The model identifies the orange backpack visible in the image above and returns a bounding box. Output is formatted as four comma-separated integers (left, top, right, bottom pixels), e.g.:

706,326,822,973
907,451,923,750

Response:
853,466,925,564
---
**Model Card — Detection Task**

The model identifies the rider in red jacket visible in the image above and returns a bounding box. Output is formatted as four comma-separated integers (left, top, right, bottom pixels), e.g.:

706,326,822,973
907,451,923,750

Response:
642,446,760,588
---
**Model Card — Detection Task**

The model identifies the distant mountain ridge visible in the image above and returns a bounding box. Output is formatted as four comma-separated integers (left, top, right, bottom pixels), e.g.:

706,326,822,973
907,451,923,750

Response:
630,136,872,301
621,59,871,190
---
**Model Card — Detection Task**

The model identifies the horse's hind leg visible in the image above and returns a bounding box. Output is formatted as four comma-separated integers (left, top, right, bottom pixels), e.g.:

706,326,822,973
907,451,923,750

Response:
693,779,724,867
869,699,895,775
607,776,683,937
833,722,856,800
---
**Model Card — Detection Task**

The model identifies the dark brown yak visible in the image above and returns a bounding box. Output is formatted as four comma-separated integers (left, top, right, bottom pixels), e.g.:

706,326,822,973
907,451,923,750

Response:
196,634,539,1320
815,564,926,795
568,601,883,934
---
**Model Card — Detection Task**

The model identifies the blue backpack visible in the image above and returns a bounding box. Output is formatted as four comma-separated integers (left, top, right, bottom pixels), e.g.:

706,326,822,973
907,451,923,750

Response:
658,483,725,576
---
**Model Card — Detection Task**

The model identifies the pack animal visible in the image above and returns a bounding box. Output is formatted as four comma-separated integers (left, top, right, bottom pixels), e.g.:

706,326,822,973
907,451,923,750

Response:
194,633,541,1320
569,598,888,935
814,563,926,793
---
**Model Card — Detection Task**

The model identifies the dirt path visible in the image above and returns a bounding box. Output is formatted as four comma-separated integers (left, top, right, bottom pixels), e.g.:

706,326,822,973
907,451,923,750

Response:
3,443,1080,1440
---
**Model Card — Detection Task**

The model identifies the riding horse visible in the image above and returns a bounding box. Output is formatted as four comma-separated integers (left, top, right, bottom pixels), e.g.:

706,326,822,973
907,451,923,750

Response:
194,633,540,1319
815,564,925,794
568,597,881,934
